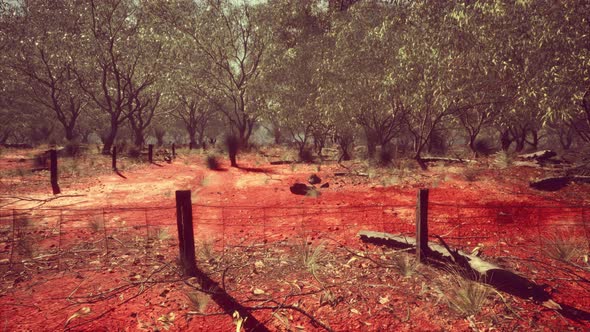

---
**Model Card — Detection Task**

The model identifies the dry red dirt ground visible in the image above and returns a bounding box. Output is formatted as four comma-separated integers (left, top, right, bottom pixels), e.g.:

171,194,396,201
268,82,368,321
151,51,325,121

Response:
0,146,589,331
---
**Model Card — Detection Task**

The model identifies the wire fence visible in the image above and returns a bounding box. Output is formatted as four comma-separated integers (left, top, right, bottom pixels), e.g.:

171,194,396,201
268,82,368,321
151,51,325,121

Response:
1,200,589,306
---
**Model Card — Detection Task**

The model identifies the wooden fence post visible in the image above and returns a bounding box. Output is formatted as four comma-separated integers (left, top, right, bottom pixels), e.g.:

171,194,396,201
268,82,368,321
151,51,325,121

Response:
50,149,60,195
176,190,197,277
148,144,153,163
172,143,176,159
112,146,117,171
416,188,429,263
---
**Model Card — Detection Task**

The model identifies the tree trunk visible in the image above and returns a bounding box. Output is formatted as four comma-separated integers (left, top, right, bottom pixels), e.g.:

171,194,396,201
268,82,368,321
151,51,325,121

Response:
367,140,376,158
134,129,144,149
102,132,116,155
500,130,512,151
273,127,282,145
188,127,197,150
468,135,477,157
64,125,77,142
514,136,526,153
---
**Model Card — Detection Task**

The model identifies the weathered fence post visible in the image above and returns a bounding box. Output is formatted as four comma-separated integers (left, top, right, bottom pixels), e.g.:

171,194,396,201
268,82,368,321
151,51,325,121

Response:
50,149,60,195
112,146,117,171
416,188,429,263
172,143,176,159
175,190,197,276
148,144,154,163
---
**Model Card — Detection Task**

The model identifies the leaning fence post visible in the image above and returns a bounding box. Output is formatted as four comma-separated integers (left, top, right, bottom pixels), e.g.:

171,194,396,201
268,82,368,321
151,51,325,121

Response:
112,146,117,171
148,144,154,163
416,188,429,263
176,190,197,276
50,149,60,195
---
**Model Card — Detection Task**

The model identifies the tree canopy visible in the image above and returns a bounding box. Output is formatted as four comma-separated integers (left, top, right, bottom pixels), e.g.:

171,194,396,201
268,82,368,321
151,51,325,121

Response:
0,0,588,162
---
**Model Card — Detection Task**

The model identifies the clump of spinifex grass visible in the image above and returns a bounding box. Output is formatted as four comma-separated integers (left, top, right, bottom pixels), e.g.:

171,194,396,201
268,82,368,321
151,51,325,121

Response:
442,269,492,317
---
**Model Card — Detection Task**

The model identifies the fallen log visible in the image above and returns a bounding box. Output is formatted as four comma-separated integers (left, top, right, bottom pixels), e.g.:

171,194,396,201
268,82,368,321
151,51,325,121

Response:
518,150,557,161
530,176,590,191
334,172,368,177
270,160,295,165
358,230,560,308
420,157,474,164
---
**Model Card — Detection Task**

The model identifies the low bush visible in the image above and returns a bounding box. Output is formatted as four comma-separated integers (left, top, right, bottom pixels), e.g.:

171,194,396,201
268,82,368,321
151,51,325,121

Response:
463,166,481,182
127,147,142,159
379,147,394,166
64,142,83,157
493,151,513,169
299,148,314,163
443,271,492,317
205,155,221,170
473,138,495,156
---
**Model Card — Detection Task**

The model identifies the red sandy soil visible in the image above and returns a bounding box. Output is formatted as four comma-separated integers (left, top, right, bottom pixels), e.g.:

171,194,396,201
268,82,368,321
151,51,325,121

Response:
0,147,589,331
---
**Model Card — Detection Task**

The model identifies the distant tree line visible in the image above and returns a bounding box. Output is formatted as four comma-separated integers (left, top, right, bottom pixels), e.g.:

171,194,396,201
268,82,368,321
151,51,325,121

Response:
0,0,588,166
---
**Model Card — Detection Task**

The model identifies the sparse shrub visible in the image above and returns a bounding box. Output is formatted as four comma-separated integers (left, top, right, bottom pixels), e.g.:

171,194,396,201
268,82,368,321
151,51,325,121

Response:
493,151,513,169
444,271,491,317
186,291,210,313
64,141,83,157
154,227,172,242
197,240,215,262
543,229,587,263
116,141,128,154
296,237,325,274
305,187,321,198
427,130,448,156
463,166,481,182
205,155,221,170
16,237,35,258
127,147,142,159
88,216,103,232
392,254,418,277
299,148,314,163
379,147,394,166
473,138,494,157
33,153,48,168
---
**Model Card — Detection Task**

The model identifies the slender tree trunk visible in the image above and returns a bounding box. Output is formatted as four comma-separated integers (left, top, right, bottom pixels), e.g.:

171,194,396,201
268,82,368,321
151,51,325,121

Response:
414,149,427,170
500,130,512,151
64,125,77,142
134,129,145,149
102,131,117,155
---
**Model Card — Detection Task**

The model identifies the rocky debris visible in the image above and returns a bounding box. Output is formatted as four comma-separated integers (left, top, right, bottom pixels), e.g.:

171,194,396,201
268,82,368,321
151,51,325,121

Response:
320,182,329,188
308,174,321,185
290,183,311,195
